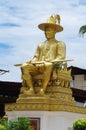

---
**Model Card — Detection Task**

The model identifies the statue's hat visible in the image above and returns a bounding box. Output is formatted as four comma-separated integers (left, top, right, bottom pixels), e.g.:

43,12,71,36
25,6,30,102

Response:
38,14,63,32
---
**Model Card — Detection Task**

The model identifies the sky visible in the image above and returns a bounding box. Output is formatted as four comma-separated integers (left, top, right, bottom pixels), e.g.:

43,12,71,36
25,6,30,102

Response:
0,0,86,82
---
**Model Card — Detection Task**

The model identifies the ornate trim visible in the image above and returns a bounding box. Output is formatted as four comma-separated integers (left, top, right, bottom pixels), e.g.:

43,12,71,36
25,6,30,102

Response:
5,103,86,114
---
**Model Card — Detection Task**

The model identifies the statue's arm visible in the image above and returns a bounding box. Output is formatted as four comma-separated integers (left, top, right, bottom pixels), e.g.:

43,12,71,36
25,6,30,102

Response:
31,44,41,62
25,44,40,64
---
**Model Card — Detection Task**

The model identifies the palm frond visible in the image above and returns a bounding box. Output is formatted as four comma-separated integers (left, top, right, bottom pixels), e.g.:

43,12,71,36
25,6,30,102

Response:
79,25,86,37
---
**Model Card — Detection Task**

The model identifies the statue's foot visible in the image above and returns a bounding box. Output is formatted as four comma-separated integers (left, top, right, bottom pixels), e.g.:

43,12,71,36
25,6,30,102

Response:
23,88,35,95
20,87,26,94
38,88,45,95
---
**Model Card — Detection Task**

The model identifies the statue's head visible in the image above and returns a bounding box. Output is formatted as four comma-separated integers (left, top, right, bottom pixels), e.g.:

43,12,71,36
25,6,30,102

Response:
38,14,63,33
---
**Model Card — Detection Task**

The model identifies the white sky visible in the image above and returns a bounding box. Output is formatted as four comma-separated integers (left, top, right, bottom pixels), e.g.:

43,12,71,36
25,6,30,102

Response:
0,0,86,82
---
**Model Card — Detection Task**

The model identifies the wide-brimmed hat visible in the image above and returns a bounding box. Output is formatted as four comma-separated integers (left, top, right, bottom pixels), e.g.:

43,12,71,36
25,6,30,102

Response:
38,14,63,32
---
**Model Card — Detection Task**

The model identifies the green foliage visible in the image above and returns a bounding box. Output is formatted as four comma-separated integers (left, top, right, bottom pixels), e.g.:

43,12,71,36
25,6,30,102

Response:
73,118,86,130
17,117,33,130
79,25,86,37
0,116,33,130
0,124,7,130
8,120,18,130
0,118,8,130
54,62,61,70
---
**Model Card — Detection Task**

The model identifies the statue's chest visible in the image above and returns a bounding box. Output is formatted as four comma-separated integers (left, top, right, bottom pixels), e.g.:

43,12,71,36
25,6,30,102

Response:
42,43,57,53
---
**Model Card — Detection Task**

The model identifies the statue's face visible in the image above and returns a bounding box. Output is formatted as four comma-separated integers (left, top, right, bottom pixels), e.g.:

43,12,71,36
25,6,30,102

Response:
45,27,56,39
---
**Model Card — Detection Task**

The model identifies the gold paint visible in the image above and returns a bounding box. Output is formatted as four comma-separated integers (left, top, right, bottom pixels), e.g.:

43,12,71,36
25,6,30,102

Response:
5,103,86,114
15,14,66,95
9,15,86,114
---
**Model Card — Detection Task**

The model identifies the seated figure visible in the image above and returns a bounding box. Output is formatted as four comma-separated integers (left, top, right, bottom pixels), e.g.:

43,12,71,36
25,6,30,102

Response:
21,14,66,95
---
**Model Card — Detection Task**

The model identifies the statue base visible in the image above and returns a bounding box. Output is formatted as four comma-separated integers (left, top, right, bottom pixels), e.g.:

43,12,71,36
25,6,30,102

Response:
5,86,86,114
5,110,86,130
15,85,76,111
5,69,86,113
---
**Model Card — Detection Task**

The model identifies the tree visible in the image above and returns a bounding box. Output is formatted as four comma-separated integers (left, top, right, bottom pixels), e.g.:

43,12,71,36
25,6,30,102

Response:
0,69,9,75
73,118,86,130
79,25,86,37
0,116,33,130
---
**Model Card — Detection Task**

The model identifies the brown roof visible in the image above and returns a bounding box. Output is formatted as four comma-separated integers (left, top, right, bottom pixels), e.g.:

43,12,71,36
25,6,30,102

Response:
68,66,86,75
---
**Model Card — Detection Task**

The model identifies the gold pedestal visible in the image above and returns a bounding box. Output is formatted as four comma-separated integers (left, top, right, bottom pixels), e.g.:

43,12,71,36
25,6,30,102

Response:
9,84,75,111
5,85,86,113
5,69,86,114
17,85,76,106
16,86,76,106
16,68,75,107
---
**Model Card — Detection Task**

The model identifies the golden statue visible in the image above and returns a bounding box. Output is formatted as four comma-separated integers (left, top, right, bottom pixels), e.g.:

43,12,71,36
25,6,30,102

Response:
20,14,66,95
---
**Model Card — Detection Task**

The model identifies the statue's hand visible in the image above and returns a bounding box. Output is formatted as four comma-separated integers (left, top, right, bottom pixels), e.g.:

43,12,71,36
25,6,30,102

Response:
31,61,44,64
26,60,32,64
44,61,53,66
51,59,60,63
34,61,45,67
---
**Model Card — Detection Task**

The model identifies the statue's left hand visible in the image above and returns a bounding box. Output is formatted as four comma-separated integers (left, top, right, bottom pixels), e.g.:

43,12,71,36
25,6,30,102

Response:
32,61,45,67
51,59,61,63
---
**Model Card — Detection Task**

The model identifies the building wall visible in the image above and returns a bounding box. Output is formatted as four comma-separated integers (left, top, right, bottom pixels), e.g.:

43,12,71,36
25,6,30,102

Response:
74,75,86,90
70,74,86,107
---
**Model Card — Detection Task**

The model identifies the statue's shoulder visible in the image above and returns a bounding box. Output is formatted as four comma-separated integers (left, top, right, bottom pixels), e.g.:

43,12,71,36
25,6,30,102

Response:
56,40,65,44
37,42,43,47
38,41,46,47
56,40,66,46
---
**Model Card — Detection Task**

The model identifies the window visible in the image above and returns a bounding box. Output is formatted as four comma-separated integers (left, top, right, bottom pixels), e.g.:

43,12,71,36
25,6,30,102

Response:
29,118,40,130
